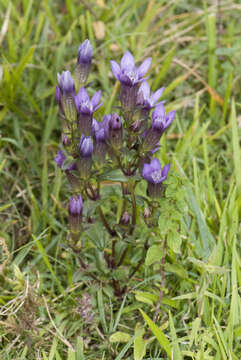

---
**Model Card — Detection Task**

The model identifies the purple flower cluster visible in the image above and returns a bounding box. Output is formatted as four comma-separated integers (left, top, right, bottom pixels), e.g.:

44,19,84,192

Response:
54,40,176,231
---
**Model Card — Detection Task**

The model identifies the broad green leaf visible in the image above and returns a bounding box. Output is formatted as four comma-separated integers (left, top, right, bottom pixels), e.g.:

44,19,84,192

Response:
134,325,146,360
109,331,131,343
145,245,162,266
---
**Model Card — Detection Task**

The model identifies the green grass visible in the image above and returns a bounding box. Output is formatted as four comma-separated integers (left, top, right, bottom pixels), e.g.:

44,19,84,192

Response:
0,0,241,359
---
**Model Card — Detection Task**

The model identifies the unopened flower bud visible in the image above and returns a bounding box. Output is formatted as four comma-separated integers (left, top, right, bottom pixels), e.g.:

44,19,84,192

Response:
68,195,83,233
78,136,93,178
57,71,76,123
75,40,92,88
109,113,122,149
143,207,151,218
54,150,66,168
121,211,130,225
93,116,110,163
62,133,71,147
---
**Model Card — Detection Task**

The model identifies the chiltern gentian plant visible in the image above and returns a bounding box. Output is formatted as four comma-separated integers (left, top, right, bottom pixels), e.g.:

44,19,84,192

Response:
54,40,178,298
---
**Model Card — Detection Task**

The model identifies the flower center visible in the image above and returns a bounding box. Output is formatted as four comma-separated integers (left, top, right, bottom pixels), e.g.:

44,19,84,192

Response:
125,69,138,83
151,170,162,183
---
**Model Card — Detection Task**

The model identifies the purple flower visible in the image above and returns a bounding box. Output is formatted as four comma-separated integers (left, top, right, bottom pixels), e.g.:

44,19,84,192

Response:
57,71,75,96
137,81,164,110
54,150,66,168
54,150,77,171
79,136,93,158
68,195,83,216
142,158,170,184
152,104,176,133
142,158,170,198
75,87,102,116
110,51,152,87
92,116,110,142
78,39,92,65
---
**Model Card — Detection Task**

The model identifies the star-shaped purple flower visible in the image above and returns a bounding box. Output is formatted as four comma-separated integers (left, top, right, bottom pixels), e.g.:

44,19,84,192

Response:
137,81,165,110
142,158,170,184
75,87,102,115
152,104,176,133
110,50,152,87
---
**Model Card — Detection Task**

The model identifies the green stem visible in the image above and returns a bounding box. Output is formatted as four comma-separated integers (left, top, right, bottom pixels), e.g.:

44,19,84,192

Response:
153,237,167,323
129,182,136,235
98,207,116,237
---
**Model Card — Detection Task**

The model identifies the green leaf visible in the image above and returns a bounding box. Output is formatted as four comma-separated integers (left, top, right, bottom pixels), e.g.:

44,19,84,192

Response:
98,169,128,182
139,309,171,358
134,325,146,360
165,263,187,279
167,230,182,253
145,245,162,266
109,331,131,343
169,311,182,360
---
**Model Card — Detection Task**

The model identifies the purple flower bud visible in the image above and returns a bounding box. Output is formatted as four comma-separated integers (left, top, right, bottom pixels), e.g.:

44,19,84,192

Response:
57,71,76,122
121,211,130,225
109,113,122,130
109,114,123,149
68,195,83,216
78,136,93,178
92,116,110,163
62,133,71,147
79,136,93,158
57,71,75,96
142,158,170,198
54,150,66,168
78,39,92,65
56,86,62,109
68,195,83,233
75,40,93,87
93,116,110,142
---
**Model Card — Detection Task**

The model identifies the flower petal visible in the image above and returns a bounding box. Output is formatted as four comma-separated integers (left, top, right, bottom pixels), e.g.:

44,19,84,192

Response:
151,87,165,104
150,158,162,172
137,57,152,78
138,81,150,99
121,50,135,70
110,60,121,80
161,163,170,180
91,90,101,109
164,110,176,129
142,163,153,183
152,103,165,121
